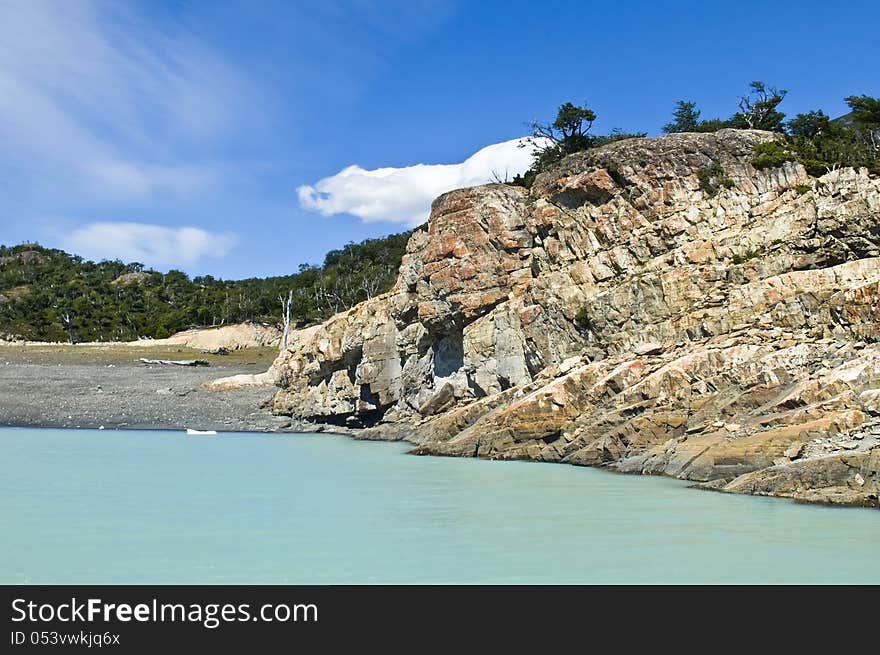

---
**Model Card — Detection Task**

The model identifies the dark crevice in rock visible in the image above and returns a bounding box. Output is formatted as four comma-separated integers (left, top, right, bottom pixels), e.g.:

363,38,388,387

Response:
432,330,464,378
541,431,562,445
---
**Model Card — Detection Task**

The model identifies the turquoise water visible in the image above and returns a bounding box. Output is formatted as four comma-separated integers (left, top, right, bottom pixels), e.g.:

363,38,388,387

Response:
1,426,878,584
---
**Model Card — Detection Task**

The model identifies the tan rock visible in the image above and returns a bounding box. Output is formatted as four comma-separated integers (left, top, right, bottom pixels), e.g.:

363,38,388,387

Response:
204,369,276,391
859,389,880,415
270,129,880,507
130,322,280,351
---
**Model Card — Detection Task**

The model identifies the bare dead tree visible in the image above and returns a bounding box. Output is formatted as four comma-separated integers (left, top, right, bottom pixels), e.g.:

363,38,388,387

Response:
359,269,384,300
279,290,293,352
736,82,787,130
490,168,510,184
59,311,75,345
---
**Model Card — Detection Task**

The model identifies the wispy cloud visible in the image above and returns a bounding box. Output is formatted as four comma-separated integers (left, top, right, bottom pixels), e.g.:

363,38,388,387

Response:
297,138,545,225
84,161,216,199
0,0,247,200
63,222,237,270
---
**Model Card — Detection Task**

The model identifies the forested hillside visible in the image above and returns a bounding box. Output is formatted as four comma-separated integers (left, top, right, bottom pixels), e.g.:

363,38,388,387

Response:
0,230,413,342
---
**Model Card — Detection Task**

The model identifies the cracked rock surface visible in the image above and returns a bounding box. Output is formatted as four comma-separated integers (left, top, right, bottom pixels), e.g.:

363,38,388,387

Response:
272,129,880,507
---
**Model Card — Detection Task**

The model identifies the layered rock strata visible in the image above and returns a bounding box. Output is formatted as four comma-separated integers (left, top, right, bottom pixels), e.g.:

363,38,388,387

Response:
272,129,880,507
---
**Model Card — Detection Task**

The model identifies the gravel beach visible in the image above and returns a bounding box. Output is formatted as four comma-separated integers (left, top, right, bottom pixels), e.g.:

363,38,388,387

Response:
0,344,292,432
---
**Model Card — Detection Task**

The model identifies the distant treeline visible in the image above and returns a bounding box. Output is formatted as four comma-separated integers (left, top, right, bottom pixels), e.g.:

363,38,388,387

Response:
0,231,412,343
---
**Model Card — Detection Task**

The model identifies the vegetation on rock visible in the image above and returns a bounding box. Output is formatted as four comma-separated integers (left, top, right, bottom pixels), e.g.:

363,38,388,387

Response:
728,81,788,131
750,98,880,176
696,163,734,196
513,83,879,188
661,84,879,176
513,102,645,186
662,100,703,134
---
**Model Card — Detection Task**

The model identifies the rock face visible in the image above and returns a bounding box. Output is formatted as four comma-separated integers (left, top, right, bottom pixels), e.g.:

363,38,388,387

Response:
132,322,281,351
273,129,880,507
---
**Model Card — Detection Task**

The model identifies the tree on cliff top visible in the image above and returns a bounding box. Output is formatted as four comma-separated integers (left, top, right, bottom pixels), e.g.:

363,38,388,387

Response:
663,101,701,133
786,110,831,139
729,81,787,131
515,102,645,186
545,102,597,146
525,102,597,170
752,92,880,175
846,94,880,126
663,100,730,133
845,94,880,152
663,82,787,134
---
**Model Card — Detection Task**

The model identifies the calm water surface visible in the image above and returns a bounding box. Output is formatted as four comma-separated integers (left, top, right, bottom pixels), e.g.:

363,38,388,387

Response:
2,427,877,583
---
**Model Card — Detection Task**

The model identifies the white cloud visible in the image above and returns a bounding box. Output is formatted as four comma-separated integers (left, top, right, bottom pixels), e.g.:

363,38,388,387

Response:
63,222,237,270
297,137,549,225
0,0,245,200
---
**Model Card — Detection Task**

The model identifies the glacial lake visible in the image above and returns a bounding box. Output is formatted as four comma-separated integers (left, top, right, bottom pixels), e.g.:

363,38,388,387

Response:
1,426,878,584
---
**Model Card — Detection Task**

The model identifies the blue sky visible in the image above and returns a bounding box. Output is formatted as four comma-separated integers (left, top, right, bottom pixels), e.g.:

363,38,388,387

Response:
0,0,877,279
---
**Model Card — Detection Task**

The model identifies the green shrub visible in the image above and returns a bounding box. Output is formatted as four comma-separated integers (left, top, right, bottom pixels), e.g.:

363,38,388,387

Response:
751,141,795,169
794,184,811,195
731,249,760,265
697,162,727,195
574,306,593,331
693,118,731,133
605,162,628,186
753,99,880,176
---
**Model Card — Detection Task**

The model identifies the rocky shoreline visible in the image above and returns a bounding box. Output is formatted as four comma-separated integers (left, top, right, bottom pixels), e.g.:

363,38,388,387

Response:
1,341,877,508
267,129,880,508
0,345,290,433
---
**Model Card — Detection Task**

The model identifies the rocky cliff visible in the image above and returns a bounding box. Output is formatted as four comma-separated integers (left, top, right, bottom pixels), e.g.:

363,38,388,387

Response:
272,129,880,507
